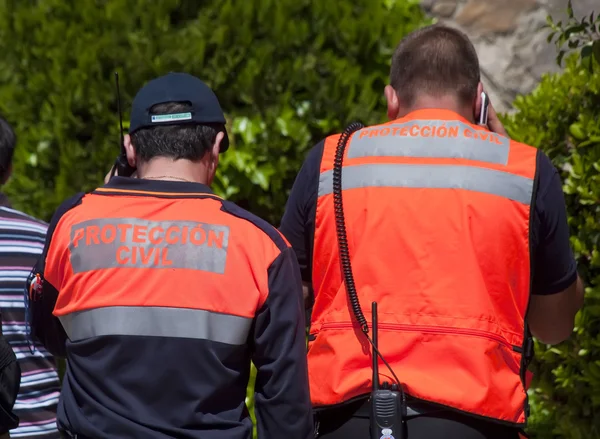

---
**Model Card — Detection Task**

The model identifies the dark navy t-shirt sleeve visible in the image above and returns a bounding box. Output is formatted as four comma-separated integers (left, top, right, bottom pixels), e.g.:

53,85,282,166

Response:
252,247,313,439
279,141,323,283
531,152,577,295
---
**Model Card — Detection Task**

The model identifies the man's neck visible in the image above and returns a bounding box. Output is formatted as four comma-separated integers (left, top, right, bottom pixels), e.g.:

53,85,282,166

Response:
398,95,475,123
136,157,210,184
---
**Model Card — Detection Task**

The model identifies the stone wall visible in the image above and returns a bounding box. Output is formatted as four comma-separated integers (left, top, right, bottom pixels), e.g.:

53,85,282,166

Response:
421,0,597,113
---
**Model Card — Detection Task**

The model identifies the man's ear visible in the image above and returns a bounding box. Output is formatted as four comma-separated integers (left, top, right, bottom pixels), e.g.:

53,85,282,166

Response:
384,85,400,120
124,134,137,168
212,132,223,164
207,132,224,184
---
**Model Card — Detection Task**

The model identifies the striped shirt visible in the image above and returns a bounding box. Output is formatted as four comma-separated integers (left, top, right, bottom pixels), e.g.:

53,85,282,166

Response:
0,194,60,438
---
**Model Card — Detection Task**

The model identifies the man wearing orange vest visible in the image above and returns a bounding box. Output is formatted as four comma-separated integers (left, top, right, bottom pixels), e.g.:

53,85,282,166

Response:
280,24,584,439
27,72,313,439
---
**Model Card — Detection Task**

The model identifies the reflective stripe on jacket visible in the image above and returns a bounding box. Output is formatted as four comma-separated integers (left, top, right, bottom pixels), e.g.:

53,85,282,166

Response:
308,108,538,426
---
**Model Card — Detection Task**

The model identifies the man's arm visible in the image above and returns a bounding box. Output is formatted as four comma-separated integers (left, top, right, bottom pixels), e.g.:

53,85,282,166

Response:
279,141,323,291
528,277,584,345
527,153,584,345
28,271,66,358
27,193,84,357
252,246,313,439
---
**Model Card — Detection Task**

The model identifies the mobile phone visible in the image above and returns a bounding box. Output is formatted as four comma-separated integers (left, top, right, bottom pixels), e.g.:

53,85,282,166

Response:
478,91,489,126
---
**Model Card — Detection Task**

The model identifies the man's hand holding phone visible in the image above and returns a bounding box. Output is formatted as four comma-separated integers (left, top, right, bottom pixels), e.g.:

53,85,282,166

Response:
486,99,508,138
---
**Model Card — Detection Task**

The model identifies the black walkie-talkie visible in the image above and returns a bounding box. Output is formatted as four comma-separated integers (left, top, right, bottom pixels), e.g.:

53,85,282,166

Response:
111,71,136,178
370,301,406,439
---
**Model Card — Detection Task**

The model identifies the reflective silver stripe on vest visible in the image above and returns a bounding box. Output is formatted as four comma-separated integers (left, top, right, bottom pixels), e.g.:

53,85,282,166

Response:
59,306,252,345
348,120,510,166
318,164,533,205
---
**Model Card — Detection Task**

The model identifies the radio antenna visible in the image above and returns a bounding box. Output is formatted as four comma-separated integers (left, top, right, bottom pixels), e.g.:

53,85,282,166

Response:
114,71,125,154
372,301,379,390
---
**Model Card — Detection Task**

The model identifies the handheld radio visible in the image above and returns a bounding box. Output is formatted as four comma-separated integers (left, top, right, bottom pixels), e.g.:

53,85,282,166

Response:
332,123,407,439
111,72,136,178
370,301,406,439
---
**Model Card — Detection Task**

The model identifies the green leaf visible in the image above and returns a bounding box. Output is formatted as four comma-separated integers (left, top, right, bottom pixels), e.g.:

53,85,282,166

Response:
569,123,586,140
593,40,600,64
27,153,38,167
565,24,586,38
581,44,593,61
567,0,574,19
557,49,567,66
577,136,600,147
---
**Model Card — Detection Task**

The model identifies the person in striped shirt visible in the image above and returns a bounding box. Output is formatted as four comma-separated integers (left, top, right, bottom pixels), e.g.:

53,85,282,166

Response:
0,116,61,438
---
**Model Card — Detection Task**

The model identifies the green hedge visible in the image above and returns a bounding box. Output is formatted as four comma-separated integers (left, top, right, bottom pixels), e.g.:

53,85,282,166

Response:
0,0,427,225
502,52,600,438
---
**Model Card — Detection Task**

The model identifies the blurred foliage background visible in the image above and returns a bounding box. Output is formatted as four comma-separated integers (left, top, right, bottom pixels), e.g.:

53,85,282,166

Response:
0,0,597,438
0,0,426,225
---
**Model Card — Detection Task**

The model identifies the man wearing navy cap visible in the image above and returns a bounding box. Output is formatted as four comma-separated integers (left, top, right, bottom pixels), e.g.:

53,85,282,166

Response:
105,72,231,182
28,73,313,439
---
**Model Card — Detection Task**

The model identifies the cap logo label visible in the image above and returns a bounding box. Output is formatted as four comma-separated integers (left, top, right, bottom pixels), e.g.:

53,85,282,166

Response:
151,112,192,123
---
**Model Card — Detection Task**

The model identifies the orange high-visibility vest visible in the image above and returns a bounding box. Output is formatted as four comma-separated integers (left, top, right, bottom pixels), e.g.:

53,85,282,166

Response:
309,108,537,426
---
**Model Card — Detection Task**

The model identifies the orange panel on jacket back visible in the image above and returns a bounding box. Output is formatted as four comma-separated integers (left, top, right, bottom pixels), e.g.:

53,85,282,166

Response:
45,193,279,319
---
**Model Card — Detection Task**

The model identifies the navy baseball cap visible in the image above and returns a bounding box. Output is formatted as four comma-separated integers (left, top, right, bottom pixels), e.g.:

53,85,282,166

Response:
129,72,229,152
